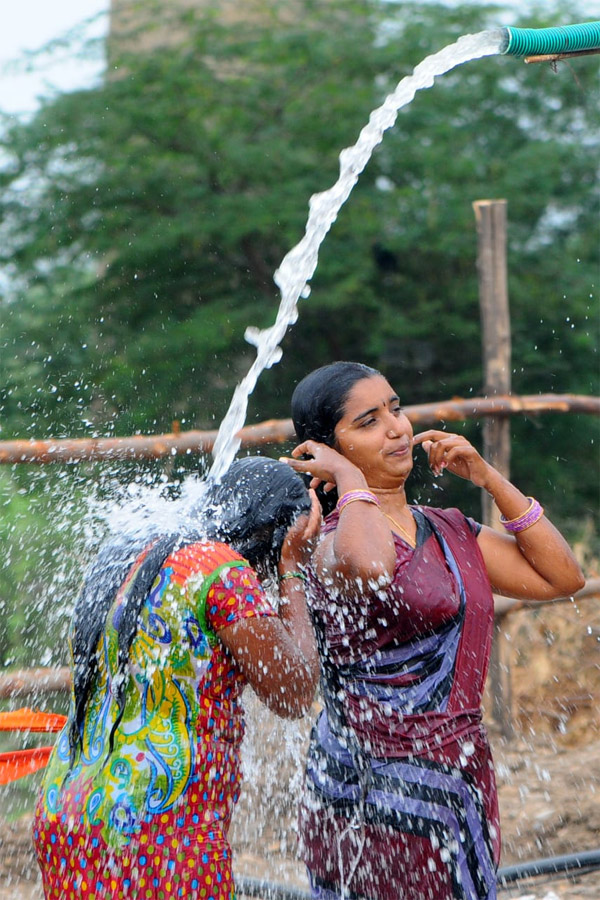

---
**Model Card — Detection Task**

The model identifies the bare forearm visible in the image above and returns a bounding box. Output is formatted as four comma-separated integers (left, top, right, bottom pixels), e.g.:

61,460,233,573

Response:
220,608,318,719
480,465,585,597
277,578,319,681
480,464,538,520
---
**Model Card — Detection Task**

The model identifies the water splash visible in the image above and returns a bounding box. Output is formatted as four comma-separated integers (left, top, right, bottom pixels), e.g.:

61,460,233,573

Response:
208,28,505,480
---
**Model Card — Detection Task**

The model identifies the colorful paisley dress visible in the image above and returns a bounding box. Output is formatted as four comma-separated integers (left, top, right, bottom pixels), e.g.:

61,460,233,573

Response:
33,540,276,900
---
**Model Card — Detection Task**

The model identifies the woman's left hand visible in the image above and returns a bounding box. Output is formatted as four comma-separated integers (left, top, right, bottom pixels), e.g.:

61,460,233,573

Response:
414,431,586,602
413,430,491,487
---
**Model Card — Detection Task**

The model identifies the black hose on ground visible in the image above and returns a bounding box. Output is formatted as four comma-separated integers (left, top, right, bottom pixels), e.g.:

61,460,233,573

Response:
235,848,600,898
497,848,600,884
235,877,309,900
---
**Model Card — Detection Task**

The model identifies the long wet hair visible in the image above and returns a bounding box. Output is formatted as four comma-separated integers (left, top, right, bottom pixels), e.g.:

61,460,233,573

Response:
291,361,381,513
67,457,311,768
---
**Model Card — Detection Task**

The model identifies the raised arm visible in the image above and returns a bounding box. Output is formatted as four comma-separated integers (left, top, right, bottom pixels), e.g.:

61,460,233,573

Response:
414,430,585,601
217,491,321,718
280,440,398,590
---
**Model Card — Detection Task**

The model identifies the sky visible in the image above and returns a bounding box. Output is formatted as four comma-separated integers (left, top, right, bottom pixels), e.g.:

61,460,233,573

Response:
1,1,599,117
0,0,109,117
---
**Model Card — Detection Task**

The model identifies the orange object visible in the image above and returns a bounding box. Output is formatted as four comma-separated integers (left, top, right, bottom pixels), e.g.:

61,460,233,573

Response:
0,707,67,733
0,746,55,784
0,708,67,784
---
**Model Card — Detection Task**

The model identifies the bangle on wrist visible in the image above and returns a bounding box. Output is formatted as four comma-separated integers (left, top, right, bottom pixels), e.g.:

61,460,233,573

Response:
336,489,380,514
279,570,307,583
500,497,544,533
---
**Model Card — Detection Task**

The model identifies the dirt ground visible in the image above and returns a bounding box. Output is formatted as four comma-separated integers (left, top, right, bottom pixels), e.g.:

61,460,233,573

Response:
1,594,598,900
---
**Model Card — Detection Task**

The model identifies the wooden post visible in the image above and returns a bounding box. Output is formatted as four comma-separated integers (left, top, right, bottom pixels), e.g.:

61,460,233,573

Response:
473,200,511,523
473,199,514,740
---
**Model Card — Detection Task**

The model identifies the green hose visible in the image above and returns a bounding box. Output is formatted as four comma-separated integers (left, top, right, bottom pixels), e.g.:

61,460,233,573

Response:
500,21,600,57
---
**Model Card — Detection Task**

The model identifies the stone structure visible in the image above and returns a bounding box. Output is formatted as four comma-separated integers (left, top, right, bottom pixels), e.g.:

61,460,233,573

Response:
107,0,297,55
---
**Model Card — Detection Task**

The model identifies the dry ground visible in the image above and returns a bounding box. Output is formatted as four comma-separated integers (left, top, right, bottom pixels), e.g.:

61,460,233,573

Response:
1,594,598,900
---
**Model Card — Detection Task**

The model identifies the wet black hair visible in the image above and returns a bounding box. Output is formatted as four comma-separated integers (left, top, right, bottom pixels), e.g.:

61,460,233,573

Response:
200,456,312,574
67,457,310,769
291,361,380,448
291,361,381,513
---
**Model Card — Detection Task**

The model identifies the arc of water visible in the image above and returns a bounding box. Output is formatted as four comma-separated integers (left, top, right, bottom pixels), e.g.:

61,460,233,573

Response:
208,28,505,481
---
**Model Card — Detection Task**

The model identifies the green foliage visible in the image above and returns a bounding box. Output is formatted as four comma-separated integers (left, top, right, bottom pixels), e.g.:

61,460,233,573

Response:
0,465,88,667
0,1,597,666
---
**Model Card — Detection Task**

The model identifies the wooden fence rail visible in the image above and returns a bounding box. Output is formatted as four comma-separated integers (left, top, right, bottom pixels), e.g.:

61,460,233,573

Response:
0,393,598,465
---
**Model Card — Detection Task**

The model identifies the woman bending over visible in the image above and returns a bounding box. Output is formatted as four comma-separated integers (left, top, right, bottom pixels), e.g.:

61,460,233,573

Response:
33,457,320,900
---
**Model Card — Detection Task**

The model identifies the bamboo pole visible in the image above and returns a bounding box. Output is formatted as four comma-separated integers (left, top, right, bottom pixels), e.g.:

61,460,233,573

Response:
474,198,514,740
0,394,597,465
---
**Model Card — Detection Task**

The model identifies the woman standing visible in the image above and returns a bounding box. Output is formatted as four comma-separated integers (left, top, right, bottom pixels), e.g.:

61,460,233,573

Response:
33,457,320,900
282,361,584,900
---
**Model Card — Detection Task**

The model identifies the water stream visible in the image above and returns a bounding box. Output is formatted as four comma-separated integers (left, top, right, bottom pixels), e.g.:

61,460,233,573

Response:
208,27,505,480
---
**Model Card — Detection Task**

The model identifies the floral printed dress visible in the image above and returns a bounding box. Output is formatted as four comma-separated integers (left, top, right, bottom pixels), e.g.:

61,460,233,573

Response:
33,540,276,900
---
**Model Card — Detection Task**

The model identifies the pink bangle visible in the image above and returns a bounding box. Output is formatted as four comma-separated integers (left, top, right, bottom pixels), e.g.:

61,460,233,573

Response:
500,497,544,533
336,489,380,513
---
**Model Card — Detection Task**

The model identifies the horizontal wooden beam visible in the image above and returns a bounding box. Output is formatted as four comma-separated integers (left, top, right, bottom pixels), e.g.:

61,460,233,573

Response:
0,393,598,465
0,666,70,699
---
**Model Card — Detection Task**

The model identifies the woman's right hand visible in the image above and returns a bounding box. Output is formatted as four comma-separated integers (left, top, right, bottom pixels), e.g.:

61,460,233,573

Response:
279,489,322,573
280,440,365,493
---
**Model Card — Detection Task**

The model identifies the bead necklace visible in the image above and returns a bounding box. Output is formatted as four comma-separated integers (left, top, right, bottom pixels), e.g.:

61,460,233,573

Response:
382,511,416,549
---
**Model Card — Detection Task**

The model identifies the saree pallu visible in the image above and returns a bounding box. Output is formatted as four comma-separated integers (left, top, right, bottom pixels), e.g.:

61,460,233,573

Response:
300,508,500,900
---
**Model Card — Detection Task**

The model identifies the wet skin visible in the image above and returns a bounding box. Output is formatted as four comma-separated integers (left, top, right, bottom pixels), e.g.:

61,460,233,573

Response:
282,374,585,602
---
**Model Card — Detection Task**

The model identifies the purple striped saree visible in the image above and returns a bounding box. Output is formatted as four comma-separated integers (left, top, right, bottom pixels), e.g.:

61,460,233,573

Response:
300,507,500,900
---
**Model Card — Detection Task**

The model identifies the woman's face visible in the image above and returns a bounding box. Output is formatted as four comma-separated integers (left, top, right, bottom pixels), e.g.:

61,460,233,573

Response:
333,375,414,489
